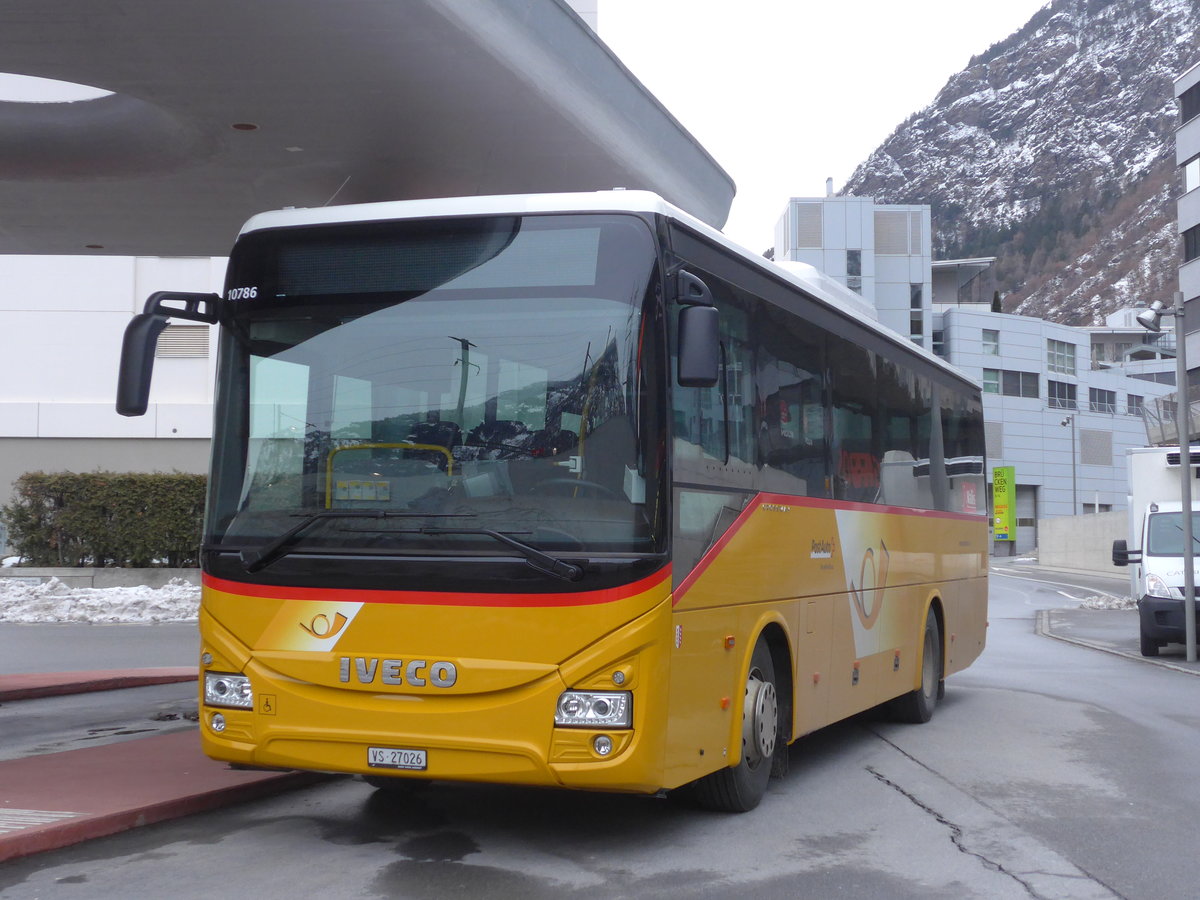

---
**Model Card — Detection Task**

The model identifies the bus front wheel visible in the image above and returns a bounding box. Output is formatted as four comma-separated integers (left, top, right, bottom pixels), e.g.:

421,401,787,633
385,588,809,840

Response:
692,639,778,813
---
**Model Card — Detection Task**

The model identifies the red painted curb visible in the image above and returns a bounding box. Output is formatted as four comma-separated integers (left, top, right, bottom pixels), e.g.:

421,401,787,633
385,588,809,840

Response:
0,668,198,702
0,731,328,864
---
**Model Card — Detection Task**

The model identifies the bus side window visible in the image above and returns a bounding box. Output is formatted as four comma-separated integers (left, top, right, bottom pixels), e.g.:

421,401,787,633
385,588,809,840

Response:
829,335,881,503
755,304,829,498
878,360,935,510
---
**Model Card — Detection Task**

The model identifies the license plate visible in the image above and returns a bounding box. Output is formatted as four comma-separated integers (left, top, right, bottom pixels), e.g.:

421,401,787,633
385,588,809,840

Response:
367,746,427,771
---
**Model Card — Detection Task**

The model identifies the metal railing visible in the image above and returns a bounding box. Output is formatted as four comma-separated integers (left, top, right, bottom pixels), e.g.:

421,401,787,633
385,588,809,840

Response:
1144,384,1200,445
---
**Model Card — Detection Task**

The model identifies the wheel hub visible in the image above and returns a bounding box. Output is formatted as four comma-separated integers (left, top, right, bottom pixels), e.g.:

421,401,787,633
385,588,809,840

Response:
742,673,778,764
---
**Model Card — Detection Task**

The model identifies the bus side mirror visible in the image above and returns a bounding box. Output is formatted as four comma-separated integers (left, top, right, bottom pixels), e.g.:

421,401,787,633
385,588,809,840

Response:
677,304,719,388
116,291,221,417
116,313,169,416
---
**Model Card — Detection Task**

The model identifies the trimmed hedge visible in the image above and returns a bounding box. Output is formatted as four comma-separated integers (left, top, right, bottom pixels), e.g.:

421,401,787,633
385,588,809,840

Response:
1,472,206,567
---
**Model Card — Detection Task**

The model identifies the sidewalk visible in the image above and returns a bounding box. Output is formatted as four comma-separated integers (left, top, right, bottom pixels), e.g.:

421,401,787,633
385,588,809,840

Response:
994,557,1200,676
0,731,322,863
0,670,327,864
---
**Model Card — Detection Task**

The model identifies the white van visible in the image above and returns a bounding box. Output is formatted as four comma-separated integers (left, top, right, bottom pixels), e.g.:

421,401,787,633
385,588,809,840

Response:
1113,498,1200,656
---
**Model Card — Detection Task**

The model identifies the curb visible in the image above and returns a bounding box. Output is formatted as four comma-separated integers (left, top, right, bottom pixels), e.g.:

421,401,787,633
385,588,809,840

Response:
0,772,325,864
0,668,198,702
1035,610,1200,676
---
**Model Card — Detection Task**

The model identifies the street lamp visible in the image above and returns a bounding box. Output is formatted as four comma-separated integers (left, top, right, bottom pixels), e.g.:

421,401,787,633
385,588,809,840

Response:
1136,291,1197,662
1060,414,1077,514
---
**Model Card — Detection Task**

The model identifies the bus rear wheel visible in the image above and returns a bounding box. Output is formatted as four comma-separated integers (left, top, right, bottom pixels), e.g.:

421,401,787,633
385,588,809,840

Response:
890,607,942,724
692,639,778,813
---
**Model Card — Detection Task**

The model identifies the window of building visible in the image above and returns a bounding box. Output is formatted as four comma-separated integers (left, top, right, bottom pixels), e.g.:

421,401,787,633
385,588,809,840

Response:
1114,341,1133,361
1089,387,1116,414
1185,224,1200,263
1092,343,1106,363
982,329,999,355
1083,503,1113,514
910,284,923,309
932,329,945,357
847,249,861,276
1004,370,1038,398
1186,156,1200,194
846,249,862,295
984,368,1038,398
1048,380,1077,410
1182,81,1200,126
1128,394,1144,416
1047,339,1076,375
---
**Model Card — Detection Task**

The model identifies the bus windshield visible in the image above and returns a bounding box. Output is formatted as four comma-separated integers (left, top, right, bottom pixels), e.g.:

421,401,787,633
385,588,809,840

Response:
205,214,665,569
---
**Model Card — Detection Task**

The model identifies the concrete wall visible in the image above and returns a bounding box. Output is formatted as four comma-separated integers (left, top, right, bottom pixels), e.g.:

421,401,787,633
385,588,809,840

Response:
0,568,200,588
1037,511,1125,572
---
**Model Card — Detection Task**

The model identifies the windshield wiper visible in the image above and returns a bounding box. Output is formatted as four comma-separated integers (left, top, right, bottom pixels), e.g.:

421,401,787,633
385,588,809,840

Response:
240,510,473,573
422,527,585,582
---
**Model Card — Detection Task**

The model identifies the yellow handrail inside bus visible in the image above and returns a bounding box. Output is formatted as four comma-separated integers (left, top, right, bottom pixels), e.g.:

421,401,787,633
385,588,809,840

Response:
325,442,455,507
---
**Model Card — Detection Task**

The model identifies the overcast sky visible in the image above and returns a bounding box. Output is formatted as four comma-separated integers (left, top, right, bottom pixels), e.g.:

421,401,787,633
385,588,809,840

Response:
600,0,1051,252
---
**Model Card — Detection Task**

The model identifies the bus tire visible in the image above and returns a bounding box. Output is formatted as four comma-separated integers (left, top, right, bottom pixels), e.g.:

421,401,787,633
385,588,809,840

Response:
692,639,778,813
890,607,942,724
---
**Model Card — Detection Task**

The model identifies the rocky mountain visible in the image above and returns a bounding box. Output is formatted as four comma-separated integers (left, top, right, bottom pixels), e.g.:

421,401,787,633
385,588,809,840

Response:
841,0,1200,325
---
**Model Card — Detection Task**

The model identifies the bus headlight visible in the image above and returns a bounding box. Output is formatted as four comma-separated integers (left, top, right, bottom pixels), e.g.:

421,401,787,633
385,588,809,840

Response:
555,691,631,728
204,672,254,709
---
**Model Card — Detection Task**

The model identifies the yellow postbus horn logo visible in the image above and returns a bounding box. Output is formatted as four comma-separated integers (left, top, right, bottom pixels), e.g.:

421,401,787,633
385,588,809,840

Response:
850,539,890,629
299,612,349,639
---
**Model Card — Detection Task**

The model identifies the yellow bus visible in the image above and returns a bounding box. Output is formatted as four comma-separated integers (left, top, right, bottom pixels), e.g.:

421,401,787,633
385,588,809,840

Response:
118,191,987,811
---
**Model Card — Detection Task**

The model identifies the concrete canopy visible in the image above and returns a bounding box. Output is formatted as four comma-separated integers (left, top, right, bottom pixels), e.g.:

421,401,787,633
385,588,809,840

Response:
0,0,734,257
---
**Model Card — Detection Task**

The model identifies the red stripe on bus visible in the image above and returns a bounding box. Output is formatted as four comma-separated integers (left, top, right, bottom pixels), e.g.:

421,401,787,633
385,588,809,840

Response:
672,492,985,606
202,565,672,608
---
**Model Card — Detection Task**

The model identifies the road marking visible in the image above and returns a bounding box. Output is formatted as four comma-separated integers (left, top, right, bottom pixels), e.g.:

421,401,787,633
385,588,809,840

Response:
989,567,1128,603
0,809,83,835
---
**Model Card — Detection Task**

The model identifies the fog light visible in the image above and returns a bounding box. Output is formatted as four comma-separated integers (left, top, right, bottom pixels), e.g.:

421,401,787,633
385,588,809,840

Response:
210,712,226,733
593,735,614,756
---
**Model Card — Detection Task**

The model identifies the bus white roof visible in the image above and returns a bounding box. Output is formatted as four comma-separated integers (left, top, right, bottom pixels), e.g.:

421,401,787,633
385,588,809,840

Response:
238,190,976,386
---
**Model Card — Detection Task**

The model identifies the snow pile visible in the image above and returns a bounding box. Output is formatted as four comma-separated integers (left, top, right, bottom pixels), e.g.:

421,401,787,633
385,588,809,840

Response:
0,577,200,624
1080,593,1137,610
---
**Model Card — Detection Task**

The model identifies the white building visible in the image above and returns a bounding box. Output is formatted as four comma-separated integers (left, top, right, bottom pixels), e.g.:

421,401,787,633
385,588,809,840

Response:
1175,59,1200,434
939,306,1173,552
0,256,224,526
777,193,1176,554
775,193,932,347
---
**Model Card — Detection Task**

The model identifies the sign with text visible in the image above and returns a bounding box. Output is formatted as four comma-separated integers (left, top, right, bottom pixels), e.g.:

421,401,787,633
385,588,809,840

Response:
993,466,1016,541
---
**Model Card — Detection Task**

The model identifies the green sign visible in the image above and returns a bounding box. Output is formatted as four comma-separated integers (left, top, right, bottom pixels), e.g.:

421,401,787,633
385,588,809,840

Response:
993,466,1016,541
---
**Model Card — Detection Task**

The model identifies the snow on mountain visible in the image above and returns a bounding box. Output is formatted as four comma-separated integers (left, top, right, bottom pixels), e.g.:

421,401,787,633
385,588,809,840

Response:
842,0,1200,324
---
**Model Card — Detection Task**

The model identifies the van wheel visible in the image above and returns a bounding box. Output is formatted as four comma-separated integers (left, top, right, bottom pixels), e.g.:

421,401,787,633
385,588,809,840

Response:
692,639,777,813
890,608,942,724
1139,625,1160,657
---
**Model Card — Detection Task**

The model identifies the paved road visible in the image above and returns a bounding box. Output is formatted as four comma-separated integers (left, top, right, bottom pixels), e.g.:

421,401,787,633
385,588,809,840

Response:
2,565,1198,899
0,623,198,674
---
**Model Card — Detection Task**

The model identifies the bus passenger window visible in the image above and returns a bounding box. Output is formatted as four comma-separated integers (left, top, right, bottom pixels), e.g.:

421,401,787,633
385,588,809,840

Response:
754,304,829,498
829,337,881,503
